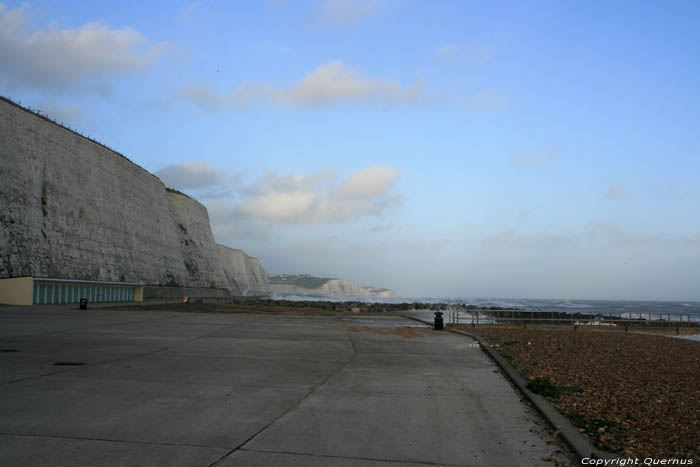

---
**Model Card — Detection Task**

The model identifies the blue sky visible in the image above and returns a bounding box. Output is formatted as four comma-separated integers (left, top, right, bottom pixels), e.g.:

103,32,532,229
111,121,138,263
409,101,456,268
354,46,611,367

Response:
2,1,699,300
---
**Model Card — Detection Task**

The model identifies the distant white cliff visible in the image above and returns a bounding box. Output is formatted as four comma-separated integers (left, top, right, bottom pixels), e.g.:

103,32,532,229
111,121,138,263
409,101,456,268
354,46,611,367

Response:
217,245,270,296
269,274,392,298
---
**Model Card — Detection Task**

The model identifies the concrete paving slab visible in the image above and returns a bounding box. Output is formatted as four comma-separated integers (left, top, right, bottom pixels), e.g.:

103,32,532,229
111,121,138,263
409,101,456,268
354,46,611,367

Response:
325,357,511,397
0,344,143,384
0,309,572,466
222,449,459,467
61,352,344,388
344,328,469,356
244,328,565,466
170,337,353,361
0,324,244,383
0,308,181,338
204,317,352,340
0,434,226,467
0,374,311,448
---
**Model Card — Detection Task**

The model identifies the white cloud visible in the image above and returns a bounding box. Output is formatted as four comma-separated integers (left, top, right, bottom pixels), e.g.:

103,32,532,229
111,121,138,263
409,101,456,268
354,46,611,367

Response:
511,146,558,166
315,0,391,26
241,190,318,222
603,183,627,200
209,164,403,236
0,4,166,93
178,62,518,113
241,169,339,197
437,42,494,65
180,61,424,110
332,164,399,199
278,61,423,107
207,201,273,240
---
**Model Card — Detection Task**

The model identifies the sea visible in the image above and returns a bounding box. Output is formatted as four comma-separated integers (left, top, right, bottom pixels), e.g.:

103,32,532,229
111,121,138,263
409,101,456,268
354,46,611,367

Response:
271,295,700,323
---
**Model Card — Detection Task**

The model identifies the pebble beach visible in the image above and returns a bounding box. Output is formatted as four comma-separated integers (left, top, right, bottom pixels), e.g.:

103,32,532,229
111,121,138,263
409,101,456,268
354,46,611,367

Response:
463,325,700,460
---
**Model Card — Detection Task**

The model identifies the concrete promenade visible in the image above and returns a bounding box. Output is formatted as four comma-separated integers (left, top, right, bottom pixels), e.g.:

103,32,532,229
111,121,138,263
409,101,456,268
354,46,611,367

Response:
0,307,571,466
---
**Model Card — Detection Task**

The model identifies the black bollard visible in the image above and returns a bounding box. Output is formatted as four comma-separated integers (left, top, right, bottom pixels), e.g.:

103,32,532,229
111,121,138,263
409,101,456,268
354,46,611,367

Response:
434,311,444,330
79,298,87,310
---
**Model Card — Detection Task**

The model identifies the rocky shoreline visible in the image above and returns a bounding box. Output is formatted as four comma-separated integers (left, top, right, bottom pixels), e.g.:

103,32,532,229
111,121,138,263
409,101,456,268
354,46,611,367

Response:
123,297,461,314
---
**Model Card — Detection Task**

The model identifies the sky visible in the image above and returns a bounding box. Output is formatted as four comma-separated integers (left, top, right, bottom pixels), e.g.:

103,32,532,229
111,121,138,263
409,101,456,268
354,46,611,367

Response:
2,1,700,301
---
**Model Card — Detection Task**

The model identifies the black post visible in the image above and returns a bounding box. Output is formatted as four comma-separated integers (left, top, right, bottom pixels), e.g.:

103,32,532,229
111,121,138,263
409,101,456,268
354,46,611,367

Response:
434,311,444,330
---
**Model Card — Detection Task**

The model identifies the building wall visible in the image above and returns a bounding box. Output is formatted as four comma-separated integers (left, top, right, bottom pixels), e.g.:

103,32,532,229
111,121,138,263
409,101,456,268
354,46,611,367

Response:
31,280,143,304
0,277,33,305
0,97,228,289
142,285,232,301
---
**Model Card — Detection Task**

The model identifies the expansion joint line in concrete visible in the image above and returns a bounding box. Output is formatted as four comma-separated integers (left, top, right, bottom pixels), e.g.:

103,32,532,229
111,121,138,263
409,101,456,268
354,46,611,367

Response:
0,431,225,450
400,315,614,464
343,320,359,355
205,322,359,467
0,315,260,387
237,447,475,467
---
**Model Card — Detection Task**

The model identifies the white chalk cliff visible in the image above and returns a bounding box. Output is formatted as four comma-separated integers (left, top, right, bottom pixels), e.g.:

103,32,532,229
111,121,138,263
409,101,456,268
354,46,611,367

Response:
0,96,393,299
0,96,260,295
269,275,392,298
217,245,270,295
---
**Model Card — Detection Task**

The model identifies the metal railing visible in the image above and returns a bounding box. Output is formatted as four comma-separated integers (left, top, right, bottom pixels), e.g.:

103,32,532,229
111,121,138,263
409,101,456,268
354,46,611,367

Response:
447,309,700,331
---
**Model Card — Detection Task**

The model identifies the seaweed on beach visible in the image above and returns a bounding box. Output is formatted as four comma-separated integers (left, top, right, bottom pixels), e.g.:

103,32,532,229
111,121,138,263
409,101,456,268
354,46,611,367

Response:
527,377,562,399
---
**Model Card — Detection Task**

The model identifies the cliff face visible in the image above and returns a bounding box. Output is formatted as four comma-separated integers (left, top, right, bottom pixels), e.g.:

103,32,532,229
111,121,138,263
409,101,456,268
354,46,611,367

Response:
269,276,392,298
167,191,228,288
217,245,270,295
0,97,226,289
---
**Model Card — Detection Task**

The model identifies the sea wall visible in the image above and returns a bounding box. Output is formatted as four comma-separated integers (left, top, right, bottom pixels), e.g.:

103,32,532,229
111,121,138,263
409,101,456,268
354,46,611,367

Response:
142,285,233,301
0,97,228,289
270,278,393,298
217,245,270,295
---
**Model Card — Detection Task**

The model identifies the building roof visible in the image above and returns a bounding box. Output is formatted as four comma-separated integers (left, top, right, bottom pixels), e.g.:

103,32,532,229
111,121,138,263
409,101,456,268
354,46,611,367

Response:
33,277,144,286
